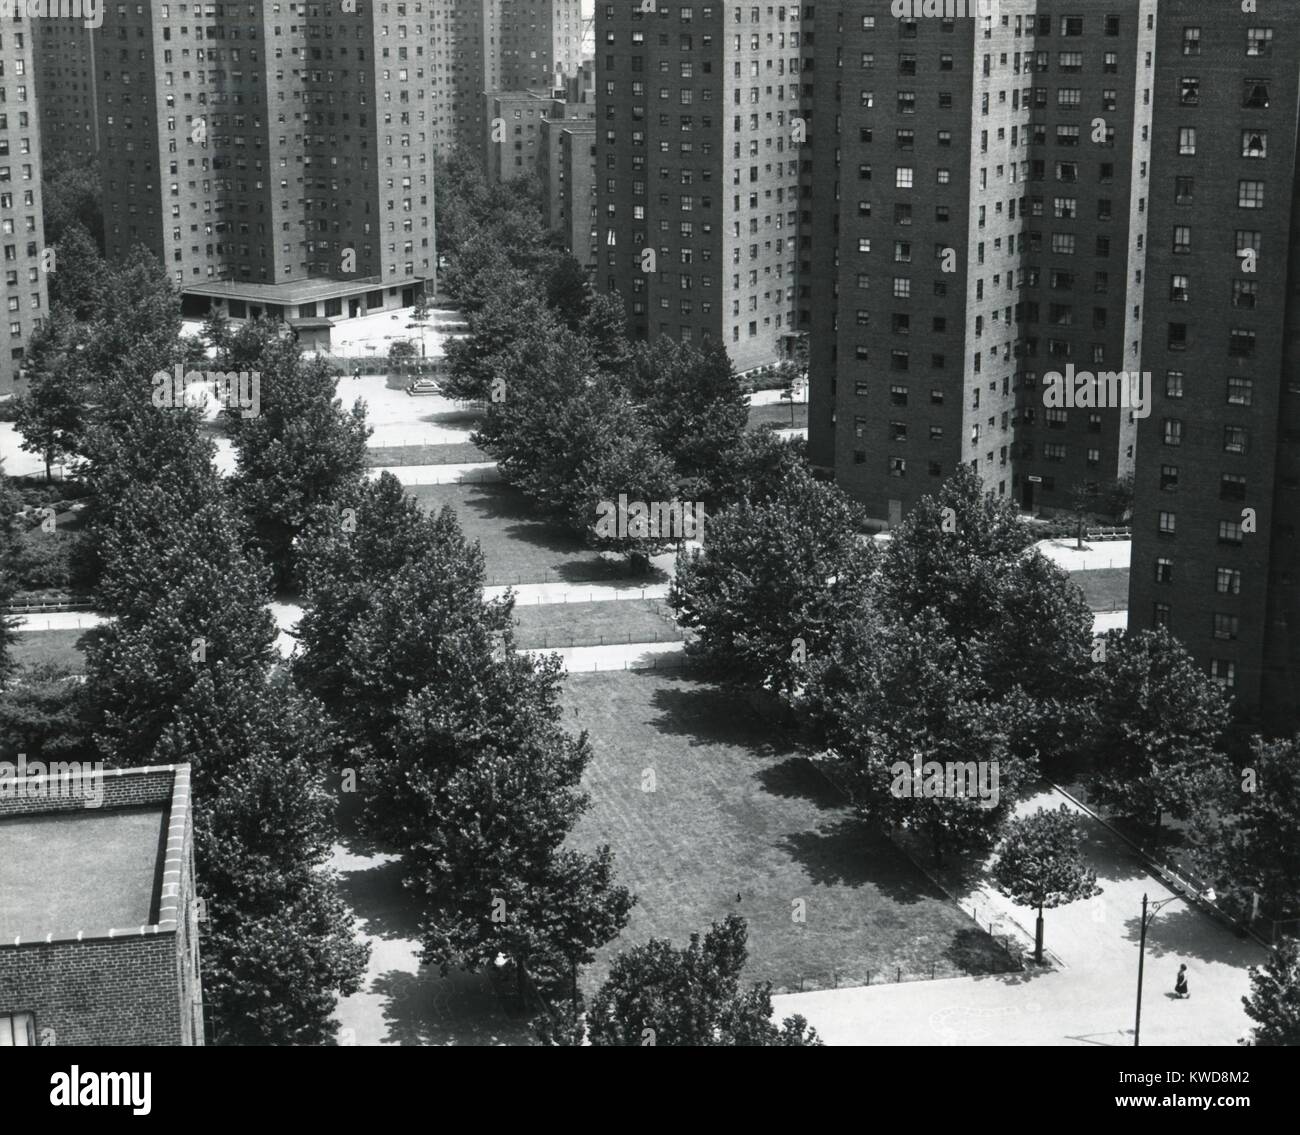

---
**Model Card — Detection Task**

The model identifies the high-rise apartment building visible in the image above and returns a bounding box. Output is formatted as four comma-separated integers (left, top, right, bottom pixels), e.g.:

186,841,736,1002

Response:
804,1,1150,525
1129,4,1300,718
0,14,50,397
90,2,435,322
453,0,585,163
596,2,801,375
33,22,99,165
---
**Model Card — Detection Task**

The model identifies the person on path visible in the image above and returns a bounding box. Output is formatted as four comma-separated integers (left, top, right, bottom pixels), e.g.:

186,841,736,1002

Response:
1174,963,1189,999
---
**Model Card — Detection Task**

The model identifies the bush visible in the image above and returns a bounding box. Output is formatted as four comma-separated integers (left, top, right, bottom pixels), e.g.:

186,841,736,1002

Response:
7,530,77,591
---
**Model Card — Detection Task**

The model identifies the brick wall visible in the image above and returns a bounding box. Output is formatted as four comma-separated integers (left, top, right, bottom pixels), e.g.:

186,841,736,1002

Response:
0,767,173,818
0,936,184,1046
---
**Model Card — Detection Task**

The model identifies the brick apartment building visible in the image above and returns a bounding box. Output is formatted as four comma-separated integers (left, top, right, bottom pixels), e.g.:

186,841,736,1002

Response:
802,1,1150,526
29,1,437,325
596,2,802,376
0,764,203,1047
1129,3,1300,718
0,13,50,397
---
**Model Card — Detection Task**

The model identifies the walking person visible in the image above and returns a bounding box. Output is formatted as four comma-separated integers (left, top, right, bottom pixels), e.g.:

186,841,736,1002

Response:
1174,963,1189,999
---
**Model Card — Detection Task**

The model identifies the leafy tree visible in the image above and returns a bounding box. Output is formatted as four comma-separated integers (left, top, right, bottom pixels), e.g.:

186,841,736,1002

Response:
0,468,19,683
628,337,749,496
46,222,109,320
670,464,873,696
1083,627,1231,829
227,333,370,588
808,609,1036,862
1242,940,1300,1047
153,675,368,1046
389,338,419,360
991,805,1102,963
545,254,592,331
709,430,809,510
1191,735,1300,925
0,663,96,762
441,281,556,403
200,308,234,364
41,150,104,250
11,316,86,481
583,915,821,1046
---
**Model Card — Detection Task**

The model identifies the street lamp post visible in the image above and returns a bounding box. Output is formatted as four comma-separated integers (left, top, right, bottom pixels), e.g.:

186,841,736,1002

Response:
1134,893,1182,1047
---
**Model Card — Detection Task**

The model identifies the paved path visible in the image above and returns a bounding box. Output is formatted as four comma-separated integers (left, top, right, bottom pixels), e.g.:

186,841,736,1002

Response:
1036,537,1131,573
366,461,501,485
485,580,671,605
772,785,1265,1046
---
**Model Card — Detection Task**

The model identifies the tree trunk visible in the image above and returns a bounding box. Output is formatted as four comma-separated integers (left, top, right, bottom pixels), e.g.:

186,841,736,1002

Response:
1035,901,1045,964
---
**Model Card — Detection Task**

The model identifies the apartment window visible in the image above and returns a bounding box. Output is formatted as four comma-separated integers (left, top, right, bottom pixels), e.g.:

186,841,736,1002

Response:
893,278,911,298
1170,275,1189,303
1246,27,1274,57
1174,177,1194,204
0,1012,35,1046
1243,80,1270,109
1223,426,1248,455
1221,474,1248,501
1242,130,1267,159
1232,281,1258,309
1182,27,1200,56
1158,511,1177,535
1160,465,1179,491
890,385,908,406
1167,323,1188,351
1177,128,1196,156
1227,377,1254,406
1165,370,1185,398
1214,614,1240,641
1210,660,1236,689
1153,603,1171,627
896,167,914,189
1173,226,1191,254
1216,568,1242,595
1179,77,1199,106
1219,521,1244,544
1229,329,1256,357
1044,442,1066,462
1163,419,1183,446
1238,181,1265,209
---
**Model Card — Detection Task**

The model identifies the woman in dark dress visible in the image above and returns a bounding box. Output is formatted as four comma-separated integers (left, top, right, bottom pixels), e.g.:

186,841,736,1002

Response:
1174,964,1189,999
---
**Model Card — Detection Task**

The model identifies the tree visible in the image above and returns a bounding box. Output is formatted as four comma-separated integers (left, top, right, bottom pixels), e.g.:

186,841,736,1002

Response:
1083,628,1231,829
153,675,369,1045
1191,735,1300,925
41,150,104,250
773,332,809,426
46,222,109,320
992,805,1102,964
807,609,1037,862
628,336,749,497
11,317,86,481
227,333,370,589
1242,941,1300,1047
0,663,96,762
583,915,821,1046
389,338,419,360
0,467,19,684
670,464,873,696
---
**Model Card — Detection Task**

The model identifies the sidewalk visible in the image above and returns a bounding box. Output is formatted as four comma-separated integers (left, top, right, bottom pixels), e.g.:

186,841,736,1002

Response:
772,785,1265,1046
1035,537,1131,573
365,461,501,485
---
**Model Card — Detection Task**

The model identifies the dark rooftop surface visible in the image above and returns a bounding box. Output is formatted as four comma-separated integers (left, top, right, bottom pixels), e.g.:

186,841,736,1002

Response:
0,806,166,941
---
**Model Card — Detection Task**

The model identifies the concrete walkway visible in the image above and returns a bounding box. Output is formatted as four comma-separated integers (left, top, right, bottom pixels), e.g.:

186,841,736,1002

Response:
772,785,1265,1046
1036,537,1131,573
366,461,501,485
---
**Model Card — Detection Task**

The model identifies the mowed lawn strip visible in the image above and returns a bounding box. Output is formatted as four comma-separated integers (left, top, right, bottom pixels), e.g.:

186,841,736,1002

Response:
512,600,681,650
8,628,87,672
367,442,488,467
1069,566,1130,612
561,670,1015,996
747,402,808,430
406,482,663,587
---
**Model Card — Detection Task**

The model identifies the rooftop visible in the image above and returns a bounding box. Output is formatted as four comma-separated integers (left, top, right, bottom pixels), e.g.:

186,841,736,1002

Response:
0,764,192,946
0,807,165,942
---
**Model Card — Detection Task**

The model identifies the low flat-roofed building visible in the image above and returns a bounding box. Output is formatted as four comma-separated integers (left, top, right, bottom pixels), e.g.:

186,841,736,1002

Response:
0,764,203,1046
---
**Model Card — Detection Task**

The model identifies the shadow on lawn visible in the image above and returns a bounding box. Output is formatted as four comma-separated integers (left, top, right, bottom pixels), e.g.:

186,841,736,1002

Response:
645,680,798,757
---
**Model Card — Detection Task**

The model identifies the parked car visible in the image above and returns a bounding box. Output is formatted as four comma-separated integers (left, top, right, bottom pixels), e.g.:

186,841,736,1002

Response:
406,376,440,396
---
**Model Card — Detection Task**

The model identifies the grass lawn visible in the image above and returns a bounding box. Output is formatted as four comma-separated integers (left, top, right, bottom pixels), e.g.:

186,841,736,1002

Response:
367,442,488,467
1070,567,1130,612
748,402,808,430
561,670,1016,995
512,599,681,650
9,629,87,672
406,482,666,587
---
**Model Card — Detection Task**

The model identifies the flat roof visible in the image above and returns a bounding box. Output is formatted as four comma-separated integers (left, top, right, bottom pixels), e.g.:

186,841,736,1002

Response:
184,276,409,305
0,806,166,942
